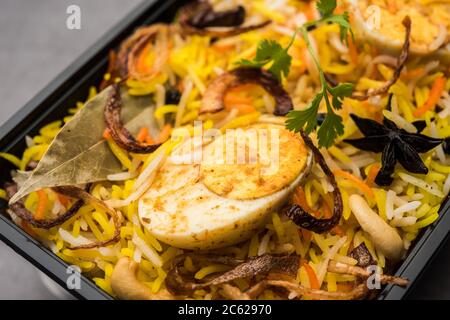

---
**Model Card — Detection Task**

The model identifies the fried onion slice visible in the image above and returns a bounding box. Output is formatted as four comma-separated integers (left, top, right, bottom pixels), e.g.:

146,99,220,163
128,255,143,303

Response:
179,0,270,38
105,23,170,83
4,183,86,230
349,243,377,268
328,261,408,287
126,24,170,82
283,131,343,233
104,83,161,153
165,254,300,295
200,67,293,116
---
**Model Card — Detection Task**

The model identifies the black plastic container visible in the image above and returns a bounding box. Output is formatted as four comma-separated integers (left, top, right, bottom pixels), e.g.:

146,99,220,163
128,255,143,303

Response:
0,0,449,300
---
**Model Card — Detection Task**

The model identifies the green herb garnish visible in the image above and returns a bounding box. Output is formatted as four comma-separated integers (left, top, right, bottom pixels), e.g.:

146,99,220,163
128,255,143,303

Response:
237,37,295,82
236,0,355,148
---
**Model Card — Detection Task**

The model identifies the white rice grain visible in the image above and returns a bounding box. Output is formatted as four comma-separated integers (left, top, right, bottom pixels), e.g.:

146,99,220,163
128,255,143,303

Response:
393,201,421,217
132,233,162,267
386,190,396,220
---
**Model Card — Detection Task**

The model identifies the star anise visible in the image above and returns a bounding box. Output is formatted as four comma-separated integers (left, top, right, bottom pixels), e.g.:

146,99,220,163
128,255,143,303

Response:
344,114,443,186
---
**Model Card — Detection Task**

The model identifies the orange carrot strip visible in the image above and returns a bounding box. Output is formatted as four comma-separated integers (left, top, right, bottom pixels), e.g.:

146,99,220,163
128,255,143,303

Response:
413,76,446,117
145,135,155,145
137,127,150,143
226,103,257,114
57,194,70,208
302,261,320,290
293,187,320,217
334,169,375,200
336,283,355,292
300,229,312,242
365,163,381,187
331,225,345,237
212,44,235,53
401,67,424,80
103,129,111,140
21,221,37,237
305,2,315,21
321,201,344,235
347,35,358,65
156,124,172,143
322,201,332,219
35,190,48,221
136,42,154,75
224,94,253,106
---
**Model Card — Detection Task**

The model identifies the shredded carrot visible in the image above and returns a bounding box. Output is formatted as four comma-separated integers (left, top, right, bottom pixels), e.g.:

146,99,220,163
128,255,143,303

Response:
413,76,446,117
21,221,37,237
331,226,345,237
401,67,424,80
336,283,355,292
293,187,320,217
224,94,253,106
302,261,320,290
156,124,172,143
136,42,154,75
334,169,375,199
228,103,257,114
35,190,48,221
224,86,258,114
305,2,315,21
334,5,344,15
145,135,155,145
137,127,150,143
347,35,358,65
212,44,235,53
57,194,70,208
177,80,185,92
321,201,344,236
300,229,312,242
103,129,111,140
322,201,332,219
365,163,381,187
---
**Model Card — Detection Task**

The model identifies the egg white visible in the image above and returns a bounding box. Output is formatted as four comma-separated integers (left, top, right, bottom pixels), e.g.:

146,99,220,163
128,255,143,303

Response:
138,125,312,250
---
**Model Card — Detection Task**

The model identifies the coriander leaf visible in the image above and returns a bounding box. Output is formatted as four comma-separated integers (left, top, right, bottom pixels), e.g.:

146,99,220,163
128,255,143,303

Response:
317,110,344,148
329,83,354,110
236,39,292,81
286,94,322,134
317,0,337,18
238,59,266,69
325,12,353,43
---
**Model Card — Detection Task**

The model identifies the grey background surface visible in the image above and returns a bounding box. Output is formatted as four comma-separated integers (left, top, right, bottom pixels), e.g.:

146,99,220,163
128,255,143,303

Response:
0,0,449,300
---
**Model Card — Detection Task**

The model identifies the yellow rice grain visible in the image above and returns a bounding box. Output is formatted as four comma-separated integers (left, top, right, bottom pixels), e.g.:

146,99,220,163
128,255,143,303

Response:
194,265,230,280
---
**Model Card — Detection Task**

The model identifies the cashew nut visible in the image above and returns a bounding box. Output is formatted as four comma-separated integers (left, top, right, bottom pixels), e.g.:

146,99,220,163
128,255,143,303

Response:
349,194,404,261
111,257,175,300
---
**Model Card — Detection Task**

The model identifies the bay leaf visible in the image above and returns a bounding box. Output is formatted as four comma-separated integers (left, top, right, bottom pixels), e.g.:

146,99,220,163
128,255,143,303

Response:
10,86,158,203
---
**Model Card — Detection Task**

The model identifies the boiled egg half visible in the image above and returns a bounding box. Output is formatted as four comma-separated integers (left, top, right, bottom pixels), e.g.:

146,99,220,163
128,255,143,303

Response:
138,123,312,250
346,0,450,62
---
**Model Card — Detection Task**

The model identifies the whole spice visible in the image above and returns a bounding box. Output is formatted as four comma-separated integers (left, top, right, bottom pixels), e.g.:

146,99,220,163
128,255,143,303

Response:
344,114,442,186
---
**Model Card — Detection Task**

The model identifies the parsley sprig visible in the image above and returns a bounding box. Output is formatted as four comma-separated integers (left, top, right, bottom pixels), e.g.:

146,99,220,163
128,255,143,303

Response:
237,0,355,148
